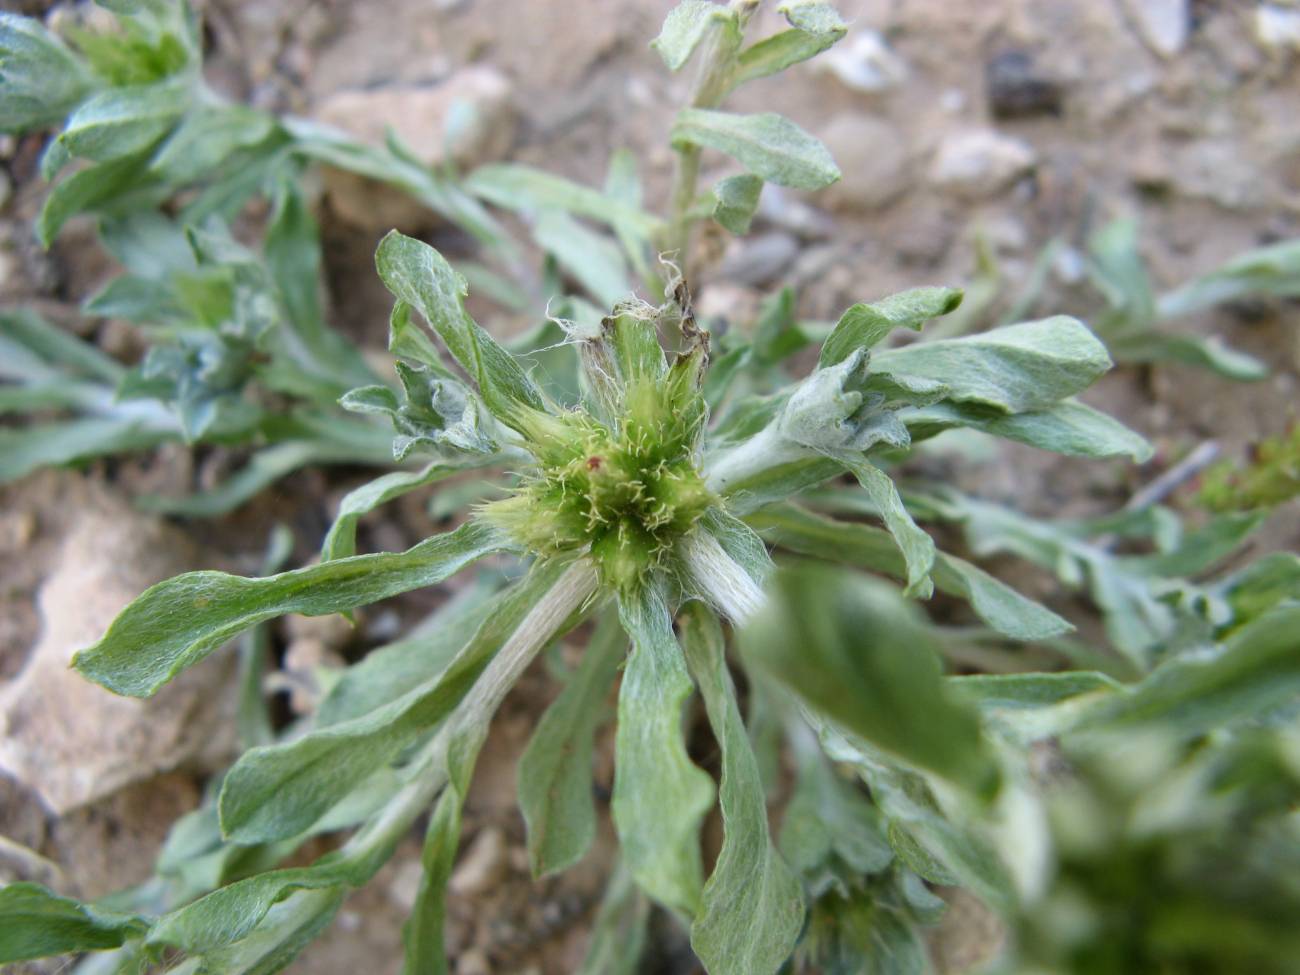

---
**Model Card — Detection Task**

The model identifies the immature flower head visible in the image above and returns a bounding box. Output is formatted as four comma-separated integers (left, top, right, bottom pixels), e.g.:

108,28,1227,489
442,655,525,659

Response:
480,296,720,593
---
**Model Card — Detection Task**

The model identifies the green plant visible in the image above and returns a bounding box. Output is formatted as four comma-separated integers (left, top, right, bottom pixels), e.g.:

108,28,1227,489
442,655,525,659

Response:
0,0,518,511
1085,217,1299,381
3,3,1298,975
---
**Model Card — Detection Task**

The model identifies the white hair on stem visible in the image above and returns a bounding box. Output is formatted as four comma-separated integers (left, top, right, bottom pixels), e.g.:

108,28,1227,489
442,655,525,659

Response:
680,528,766,625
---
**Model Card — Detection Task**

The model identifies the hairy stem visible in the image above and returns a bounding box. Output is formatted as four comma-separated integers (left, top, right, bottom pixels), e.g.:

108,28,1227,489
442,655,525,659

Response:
661,0,757,268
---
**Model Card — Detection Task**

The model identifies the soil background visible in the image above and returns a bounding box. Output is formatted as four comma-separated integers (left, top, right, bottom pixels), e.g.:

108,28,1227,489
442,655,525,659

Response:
1,1,1298,973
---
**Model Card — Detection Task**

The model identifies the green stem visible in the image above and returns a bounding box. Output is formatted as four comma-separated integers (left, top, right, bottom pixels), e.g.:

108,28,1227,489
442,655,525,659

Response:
661,0,757,271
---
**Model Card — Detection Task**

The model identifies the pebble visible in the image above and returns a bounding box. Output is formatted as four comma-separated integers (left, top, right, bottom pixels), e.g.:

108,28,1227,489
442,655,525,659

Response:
1121,0,1190,58
714,232,800,286
694,281,762,330
985,50,1063,118
315,66,516,230
449,826,509,897
817,30,910,93
1255,5,1300,50
818,114,911,213
757,185,835,240
928,130,1037,200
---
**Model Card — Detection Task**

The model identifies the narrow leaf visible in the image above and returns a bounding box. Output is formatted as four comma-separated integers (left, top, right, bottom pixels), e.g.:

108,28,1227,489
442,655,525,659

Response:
819,287,964,368
375,231,545,424
740,565,1000,799
732,2,848,86
218,561,566,844
712,173,764,235
612,584,715,915
745,504,1072,641
322,462,470,562
838,456,935,598
518,612,624,876
681,604,804,975
905,398,1153,461
74,521,505,697
0,883,148,963
871,316,1112,413
672,108,840,190
652,0,740,71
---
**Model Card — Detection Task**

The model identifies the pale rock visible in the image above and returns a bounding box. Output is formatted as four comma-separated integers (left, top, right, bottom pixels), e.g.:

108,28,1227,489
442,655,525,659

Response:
695,281,762,330
1121,0,1190,58
386,858,425,911
757,185,835,240
715,232,800,286
1256,5,1300,50
818,115,911,213
929,130,1036,200
0,491,235,814
449,825,508,896
315,66,516,230
817,30,910,93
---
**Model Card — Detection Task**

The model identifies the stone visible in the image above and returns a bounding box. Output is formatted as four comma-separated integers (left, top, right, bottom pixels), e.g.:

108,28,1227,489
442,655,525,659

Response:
757,185,835,240
714,232,800,287
315,66,516,230
1255,5,1300,50
449,826,509,897
0,487,235,815
928,130,1037,200
1121,0,1190,59
818,114,911,213
694,281,762,333
985,50,1063,118
817,30,909,93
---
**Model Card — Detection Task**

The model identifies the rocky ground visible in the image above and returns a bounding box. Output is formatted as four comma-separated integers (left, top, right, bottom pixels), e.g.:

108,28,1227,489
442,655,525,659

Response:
1,0,1298,972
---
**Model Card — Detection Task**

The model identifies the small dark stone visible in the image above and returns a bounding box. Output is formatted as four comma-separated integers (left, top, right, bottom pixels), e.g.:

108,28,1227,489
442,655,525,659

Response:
986,50,1063,119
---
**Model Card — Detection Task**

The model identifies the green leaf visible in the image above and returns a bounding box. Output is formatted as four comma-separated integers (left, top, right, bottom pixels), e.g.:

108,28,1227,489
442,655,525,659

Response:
533,209,633,307
0,13,95,132
871,316,1112,413
39,153,159,246
746,504,1072,641
778,733,894,882
819,287,964,368
316,582,499,727
186,888,344,975
578,862,650,975
374,231,546,425
1108,332,1267,381
732,2,848,86
518,611,624,876
74,521,505,697
0,416,171,484
712,173,764,235
837,456,935,598
465,163,659,240
950,672,1121,712
1075,602,1300,737
672,108,840,190
681,604,804,975
0,883,149,963
0,308,124,383
906,398,1153,461
217,561,565,844
401,779,467,975
612,583,715,915
1158,236,1300,319
59,81,189,162
652,0,741,71
322,462,473,562
137,439,392,519
149,105,277,182
739,564,1000,799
